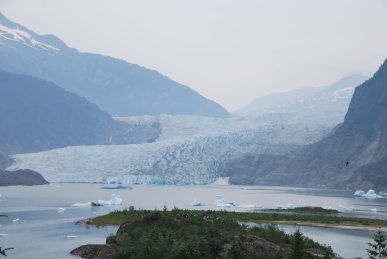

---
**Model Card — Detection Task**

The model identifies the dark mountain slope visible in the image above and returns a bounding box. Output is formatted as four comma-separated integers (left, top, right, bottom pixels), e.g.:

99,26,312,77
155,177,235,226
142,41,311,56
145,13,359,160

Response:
0,169,49,186
0,152,12,170
258,59,387,190
0,69,160,154
0,13,229,118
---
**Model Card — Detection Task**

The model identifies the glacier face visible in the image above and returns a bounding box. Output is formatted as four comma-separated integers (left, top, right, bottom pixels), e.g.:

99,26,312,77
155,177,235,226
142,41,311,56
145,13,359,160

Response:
8,112,337,184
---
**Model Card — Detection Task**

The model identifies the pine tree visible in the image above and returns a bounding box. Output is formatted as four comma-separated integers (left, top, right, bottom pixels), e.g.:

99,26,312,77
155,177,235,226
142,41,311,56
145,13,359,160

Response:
290,228,308,259
367,227,387,259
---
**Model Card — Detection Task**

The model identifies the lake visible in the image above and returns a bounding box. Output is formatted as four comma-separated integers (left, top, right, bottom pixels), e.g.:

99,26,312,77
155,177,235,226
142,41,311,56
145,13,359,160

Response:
0,183,386,258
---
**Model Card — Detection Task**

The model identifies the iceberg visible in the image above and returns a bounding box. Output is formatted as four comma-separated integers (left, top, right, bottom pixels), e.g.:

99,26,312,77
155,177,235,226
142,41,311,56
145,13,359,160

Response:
354,190,365,197
190,199,205,206
213,195,236,207
72,202,92,207
57,208,66,213
277,204,294,209
72,194,122,207
379,191,387,197
365,189,381,198
354,189,384,198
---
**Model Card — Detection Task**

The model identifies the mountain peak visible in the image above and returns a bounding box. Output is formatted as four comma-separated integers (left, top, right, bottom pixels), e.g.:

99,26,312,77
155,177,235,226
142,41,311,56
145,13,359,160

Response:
0,13,65,54
0,13,229,118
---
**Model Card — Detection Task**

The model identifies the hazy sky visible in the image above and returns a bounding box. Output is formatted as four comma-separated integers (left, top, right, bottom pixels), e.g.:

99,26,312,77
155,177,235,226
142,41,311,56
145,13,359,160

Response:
1,0,387,111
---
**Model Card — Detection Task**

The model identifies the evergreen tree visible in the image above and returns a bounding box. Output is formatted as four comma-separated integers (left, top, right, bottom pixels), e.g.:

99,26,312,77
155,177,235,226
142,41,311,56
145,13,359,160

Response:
367,227,387,259
290,228,308,259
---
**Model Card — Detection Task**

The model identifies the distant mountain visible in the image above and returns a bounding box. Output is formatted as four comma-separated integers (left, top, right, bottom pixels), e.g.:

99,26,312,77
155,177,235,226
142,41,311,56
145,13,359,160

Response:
235,74,368,118
253,59,387,190
0,13,229,118
0,152,12,170
0,69,161,154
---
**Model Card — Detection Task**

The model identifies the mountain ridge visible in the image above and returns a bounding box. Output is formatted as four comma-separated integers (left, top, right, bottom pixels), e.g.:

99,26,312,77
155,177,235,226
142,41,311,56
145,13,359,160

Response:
0,13,229,118
256,59,387,190
0,69,161,154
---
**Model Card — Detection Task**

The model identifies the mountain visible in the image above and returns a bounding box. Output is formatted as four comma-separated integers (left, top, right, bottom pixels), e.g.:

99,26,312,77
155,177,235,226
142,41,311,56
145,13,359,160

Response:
0,169,49,186
235,74,367,117
254,59,387,190
0,13,229,118
0,69,161,154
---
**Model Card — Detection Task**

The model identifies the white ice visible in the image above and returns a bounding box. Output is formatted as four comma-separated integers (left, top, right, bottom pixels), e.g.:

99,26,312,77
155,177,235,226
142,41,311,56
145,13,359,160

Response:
213,195,235,207
277,204,294,209
190,199,205,206
72,194,122,207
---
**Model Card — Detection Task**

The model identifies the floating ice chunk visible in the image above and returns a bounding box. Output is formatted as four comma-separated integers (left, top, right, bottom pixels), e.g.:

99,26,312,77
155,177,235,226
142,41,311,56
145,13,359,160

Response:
57,208,66,213
67,235,78,238
365,189,381,198
96,194,122,205
72,194,122,207
379,191,387,197
72,202,92,207
213,195,235,207
0,233,8,237
190,199,205,206
277,204,293,209
12,218,20,222
354,190,365,197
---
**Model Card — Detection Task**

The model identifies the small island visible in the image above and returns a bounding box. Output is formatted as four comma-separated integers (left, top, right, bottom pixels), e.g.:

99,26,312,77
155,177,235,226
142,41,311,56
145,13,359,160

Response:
70,206,387,259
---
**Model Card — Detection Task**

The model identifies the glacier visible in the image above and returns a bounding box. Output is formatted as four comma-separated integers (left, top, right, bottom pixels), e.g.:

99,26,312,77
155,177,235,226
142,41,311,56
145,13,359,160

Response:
8,112,339,185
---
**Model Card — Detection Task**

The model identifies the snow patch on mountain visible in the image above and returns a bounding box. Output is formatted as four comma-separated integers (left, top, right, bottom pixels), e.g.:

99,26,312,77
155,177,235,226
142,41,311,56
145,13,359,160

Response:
0,24,59,52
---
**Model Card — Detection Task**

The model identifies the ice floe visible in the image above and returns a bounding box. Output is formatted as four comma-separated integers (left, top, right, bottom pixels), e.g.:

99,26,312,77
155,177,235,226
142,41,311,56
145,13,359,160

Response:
57,208,66,213
213,195,236,207
72,194,122,207
190,199,205,206
353,189,384,198
277,204,294,209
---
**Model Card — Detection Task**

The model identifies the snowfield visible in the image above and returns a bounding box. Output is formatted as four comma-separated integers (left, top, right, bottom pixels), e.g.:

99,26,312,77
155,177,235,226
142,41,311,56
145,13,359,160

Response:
9,112,338,184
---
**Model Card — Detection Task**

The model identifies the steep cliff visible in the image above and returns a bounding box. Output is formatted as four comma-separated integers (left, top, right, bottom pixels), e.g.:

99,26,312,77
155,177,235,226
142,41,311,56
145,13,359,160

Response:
257,59,387,190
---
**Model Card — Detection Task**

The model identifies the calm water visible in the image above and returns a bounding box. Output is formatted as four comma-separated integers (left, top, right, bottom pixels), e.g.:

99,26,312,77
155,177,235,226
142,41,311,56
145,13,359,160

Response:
0,183,386,258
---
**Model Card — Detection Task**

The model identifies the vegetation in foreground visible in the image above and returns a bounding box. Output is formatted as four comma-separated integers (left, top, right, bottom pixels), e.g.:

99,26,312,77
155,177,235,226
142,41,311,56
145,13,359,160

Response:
72,206,336,259
84,206,387,229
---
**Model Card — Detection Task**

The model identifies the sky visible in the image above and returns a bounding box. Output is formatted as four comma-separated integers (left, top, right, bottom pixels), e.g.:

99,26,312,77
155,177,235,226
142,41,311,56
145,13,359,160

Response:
1,0,387,112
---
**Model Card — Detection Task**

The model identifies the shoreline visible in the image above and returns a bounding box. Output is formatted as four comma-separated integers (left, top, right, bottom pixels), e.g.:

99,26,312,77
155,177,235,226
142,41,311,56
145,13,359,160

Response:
249,220,387,232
